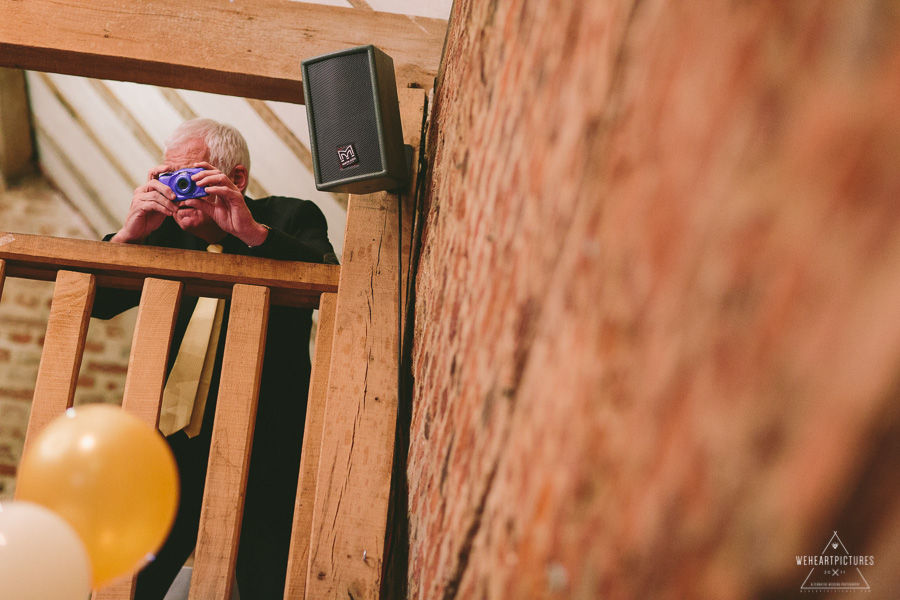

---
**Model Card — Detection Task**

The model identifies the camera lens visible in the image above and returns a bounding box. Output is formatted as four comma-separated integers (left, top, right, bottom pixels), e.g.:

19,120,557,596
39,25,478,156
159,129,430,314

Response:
174,173,195,196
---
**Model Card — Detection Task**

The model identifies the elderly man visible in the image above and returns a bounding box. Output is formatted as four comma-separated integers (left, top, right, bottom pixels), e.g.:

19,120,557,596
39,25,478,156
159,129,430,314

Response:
94,118,338,599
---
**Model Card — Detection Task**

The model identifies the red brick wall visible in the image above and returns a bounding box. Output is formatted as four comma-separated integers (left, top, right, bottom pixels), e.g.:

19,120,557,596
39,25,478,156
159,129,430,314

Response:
408,1,900,598
0,179,134,497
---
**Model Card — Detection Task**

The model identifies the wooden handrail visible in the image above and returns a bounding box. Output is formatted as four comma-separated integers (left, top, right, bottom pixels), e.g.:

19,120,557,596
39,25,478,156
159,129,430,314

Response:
0,232,339,308
2,236,336,599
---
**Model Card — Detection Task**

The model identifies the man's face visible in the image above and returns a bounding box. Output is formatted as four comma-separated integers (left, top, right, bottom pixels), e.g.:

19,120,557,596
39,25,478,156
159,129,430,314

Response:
163,138,217,234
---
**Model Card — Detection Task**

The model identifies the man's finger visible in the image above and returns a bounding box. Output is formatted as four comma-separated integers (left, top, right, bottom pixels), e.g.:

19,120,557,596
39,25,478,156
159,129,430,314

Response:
201,185,237,197
138,190,178,215
145,178,177,200
147,163,175,182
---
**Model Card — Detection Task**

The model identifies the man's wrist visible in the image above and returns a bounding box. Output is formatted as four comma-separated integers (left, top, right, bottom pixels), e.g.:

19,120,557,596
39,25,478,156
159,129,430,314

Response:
109,230,143,244
242,222,271,248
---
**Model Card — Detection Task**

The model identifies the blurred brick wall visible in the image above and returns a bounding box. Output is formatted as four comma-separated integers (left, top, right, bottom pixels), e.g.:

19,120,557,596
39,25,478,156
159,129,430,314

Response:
408,1,900,599
0,179,134,497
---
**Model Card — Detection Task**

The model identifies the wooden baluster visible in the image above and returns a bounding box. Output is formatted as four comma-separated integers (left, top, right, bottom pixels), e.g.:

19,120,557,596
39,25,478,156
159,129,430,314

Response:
120,278,183,425
284,292,337,599
190,284,270,600
92,278,182,600
17,270,95,463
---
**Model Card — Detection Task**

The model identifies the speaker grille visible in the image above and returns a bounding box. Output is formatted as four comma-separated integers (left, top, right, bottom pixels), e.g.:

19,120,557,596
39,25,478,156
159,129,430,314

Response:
305,50,385,185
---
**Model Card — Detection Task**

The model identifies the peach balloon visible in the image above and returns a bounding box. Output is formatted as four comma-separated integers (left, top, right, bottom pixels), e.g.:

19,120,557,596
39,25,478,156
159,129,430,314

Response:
16,404,179,587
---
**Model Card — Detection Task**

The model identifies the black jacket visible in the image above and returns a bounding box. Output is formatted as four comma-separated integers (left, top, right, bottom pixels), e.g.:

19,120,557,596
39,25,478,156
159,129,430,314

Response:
93,196,338,453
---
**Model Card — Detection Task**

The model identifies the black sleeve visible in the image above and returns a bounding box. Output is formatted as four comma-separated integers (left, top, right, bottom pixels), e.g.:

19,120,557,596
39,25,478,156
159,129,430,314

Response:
247,200,339,265
91,233,142,319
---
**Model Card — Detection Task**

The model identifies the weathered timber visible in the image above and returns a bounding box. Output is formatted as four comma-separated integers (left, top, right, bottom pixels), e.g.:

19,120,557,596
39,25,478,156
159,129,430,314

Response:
190,284,270,600
284,292,337,599
0,0,447,103
306,88,425,600
17,271,95,461
121,278,183,428
91,279,182,600
0,232,338,308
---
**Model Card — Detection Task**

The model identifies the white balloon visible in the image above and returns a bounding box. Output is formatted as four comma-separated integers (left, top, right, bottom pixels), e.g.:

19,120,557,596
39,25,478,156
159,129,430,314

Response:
0,500,92,600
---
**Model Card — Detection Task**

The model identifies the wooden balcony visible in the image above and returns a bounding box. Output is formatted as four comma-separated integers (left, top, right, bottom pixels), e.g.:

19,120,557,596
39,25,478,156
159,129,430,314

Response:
1,230,334,597
0,3,433,593
0,79,422,597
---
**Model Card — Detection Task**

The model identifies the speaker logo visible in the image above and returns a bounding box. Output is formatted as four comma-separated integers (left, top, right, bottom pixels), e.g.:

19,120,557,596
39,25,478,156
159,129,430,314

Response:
337,143,359,169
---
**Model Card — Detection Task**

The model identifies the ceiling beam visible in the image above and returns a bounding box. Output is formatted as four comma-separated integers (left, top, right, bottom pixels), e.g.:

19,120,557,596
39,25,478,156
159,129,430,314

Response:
0,68,34,184
0,0,446,104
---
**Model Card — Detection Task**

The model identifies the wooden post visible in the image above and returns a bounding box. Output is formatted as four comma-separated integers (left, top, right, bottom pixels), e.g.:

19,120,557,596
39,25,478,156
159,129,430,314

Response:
18,270,95,462
190,284,270,600
0,67,34,185
306,89,425,600
284,292,338,598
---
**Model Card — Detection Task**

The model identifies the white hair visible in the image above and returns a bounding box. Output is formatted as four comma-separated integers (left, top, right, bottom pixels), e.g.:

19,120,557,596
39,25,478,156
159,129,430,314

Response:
164,118,251,175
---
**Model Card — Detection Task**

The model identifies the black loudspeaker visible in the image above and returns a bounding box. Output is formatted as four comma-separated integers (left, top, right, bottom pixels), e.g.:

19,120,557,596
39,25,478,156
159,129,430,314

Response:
302,45,408,194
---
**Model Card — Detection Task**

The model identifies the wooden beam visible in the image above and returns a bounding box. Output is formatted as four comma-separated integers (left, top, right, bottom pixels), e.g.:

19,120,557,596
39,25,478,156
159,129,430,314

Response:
87,79,164,163
17,270,95,462
36,72,140,190
306,88,425,600
190,284,270,600
285,292,337,599
0,232,339,308
0,0,447,104
0,67,34,184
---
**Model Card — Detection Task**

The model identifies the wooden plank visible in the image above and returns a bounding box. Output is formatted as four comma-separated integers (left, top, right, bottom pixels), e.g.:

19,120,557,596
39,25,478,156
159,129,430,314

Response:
284,292,337,599
122,278,183,427
91,280,182,600
306,89,425,600
18,270,95,461
0,0,447,103
0,259,5,302
190,284,270,600
0,232,339,307
0,68,34,184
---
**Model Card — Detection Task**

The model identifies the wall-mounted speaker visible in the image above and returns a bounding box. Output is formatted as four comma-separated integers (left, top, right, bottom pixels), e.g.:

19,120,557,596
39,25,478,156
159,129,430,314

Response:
302,45,408,195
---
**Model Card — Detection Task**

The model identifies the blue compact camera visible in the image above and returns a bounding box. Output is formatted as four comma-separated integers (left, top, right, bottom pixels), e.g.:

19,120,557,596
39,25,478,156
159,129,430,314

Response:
159,167,207,201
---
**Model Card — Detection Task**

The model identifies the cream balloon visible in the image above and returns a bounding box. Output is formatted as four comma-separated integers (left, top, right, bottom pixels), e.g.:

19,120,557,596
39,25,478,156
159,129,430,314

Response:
0,500,92,599
15,404,179,587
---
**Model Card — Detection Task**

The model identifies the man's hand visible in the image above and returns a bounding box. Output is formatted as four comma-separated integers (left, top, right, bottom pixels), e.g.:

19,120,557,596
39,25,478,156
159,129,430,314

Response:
180,162,269,247
110,165,179,243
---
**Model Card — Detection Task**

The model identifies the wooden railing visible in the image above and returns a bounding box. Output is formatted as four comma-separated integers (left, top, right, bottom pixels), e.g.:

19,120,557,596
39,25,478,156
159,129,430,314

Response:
1,234,340,598
1,86,425,600
0,1,435,594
